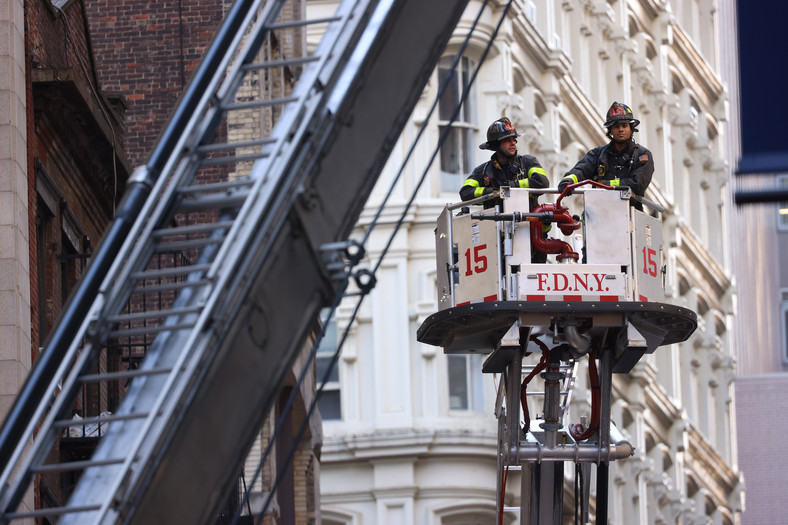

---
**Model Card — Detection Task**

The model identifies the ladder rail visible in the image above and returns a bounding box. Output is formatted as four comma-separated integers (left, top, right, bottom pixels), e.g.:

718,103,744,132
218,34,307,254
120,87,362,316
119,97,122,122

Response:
0,0,475,520
0,0,312,517
0,338,101,514
58,1,380,522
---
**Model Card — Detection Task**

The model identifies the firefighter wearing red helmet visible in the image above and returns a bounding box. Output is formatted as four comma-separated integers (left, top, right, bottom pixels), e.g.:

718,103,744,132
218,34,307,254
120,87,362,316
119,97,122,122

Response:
459,117,549,201
558,102,654,209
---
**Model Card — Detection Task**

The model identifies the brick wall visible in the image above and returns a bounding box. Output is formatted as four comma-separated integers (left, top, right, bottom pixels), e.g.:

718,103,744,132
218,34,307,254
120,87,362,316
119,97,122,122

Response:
84,0,227,166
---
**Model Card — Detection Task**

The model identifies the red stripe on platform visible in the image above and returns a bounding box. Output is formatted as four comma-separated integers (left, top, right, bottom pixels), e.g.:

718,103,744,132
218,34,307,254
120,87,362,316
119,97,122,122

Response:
457,301,470,306
600,296,620,302
638,295,648,302
563,295,582,301
526,295,545,301
484,295,498,302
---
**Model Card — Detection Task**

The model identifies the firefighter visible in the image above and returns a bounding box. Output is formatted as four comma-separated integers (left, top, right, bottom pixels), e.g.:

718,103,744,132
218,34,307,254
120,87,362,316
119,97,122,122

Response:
459,117,549,201
558,102,654,210
460,117,550,262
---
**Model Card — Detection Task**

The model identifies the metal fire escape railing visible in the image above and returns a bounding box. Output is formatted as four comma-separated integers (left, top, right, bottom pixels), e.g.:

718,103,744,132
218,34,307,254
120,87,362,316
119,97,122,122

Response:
0,0,470,523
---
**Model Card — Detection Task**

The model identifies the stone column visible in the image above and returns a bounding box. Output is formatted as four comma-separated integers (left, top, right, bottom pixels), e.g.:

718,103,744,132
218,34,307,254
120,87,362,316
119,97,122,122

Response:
0,0,32,518
0,0,30,433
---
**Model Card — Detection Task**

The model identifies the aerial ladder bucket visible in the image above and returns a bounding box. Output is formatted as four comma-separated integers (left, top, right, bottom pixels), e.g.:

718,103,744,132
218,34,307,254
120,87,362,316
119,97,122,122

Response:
417,184,697,523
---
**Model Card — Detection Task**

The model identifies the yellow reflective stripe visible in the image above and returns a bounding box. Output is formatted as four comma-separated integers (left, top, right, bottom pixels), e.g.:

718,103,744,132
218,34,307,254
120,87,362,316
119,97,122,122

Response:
610,179,620,187
473,187,486,198
563,174,578,184
518,178,530,188
528,167,547,177
463,178,480,188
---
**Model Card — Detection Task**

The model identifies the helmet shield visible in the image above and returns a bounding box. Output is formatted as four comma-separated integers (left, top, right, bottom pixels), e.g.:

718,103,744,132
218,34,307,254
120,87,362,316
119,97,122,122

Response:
479,117,519,150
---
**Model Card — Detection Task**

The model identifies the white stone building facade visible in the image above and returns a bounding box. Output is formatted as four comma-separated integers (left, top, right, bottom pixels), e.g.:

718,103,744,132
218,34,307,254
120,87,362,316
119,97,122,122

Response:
315,0,743,523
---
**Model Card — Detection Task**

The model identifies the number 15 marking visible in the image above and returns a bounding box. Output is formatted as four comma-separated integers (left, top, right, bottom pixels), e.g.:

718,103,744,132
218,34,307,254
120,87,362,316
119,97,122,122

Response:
464,244,488,276
642,247,657,277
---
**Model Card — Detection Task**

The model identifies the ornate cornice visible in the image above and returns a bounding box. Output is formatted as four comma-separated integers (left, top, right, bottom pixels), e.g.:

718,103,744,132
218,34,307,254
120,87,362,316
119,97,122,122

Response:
669,25,725,109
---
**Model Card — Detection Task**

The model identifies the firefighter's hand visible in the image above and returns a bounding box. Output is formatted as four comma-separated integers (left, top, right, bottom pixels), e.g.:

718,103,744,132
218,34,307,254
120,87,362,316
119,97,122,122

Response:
491,189,501,199
557,179,572,195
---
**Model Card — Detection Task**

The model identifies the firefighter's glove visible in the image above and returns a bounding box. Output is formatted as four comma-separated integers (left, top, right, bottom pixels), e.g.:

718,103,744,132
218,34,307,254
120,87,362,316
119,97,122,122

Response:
557,179,572,195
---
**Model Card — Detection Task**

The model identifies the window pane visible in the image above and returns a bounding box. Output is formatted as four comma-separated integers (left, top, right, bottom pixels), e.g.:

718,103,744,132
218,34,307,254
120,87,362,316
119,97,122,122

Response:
438,58,459,120
316,356,338,383
779,175,788,229
448,355,469,410
461,127,475,173
438,54,477,194
440,126,460,174
461,57,474,122
318,390,341,420
784,306,788,361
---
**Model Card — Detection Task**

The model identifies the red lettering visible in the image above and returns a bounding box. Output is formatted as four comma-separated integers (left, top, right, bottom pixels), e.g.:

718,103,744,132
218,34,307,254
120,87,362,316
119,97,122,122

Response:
474,245,488,274
592,273,607,291
554,273,569,291
573,273,589,291
464,244,488,276
537,273,548,291
642,247,657,277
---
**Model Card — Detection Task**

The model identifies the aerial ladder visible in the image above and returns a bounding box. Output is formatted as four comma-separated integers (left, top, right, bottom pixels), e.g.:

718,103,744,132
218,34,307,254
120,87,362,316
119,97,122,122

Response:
0,0,470,522
417,184,698,523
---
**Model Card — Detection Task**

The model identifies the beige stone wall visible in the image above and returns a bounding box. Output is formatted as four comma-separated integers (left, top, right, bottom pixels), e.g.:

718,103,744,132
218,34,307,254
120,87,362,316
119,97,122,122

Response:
0,0,31,518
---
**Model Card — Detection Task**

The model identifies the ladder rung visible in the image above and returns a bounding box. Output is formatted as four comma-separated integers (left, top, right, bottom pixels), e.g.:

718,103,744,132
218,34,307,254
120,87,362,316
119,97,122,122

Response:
32,457,126,474
153,237,224,252
200,151,271,166
222,94,299,112
131,278,211,293
241,55,320,72
175,193,249,212
196,137,275,154
5,504,102,519
80,366,173,383
521,363,574,371
152,220,235,238
53,411,149,430
108,305,205,323
108,321,196,339
266,15,343,31
131,263,212,281
525,391,573,397
176,178,254,195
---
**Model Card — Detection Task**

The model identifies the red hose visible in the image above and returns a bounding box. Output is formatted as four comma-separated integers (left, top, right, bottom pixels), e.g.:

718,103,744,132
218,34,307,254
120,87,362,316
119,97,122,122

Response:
530,202,581,261
570,348,600,441
498,465,509,524
522,337,550,433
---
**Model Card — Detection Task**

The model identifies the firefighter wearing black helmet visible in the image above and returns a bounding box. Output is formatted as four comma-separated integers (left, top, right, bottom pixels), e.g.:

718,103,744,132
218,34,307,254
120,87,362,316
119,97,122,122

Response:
558,102,654,209
459,117,549,201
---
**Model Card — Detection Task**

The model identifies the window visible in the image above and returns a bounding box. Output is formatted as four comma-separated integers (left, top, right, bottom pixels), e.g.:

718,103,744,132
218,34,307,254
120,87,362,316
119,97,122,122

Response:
778,174,788,232
782,290,788,364
316,310,341,420
438,55,477,192
447,354,484,411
